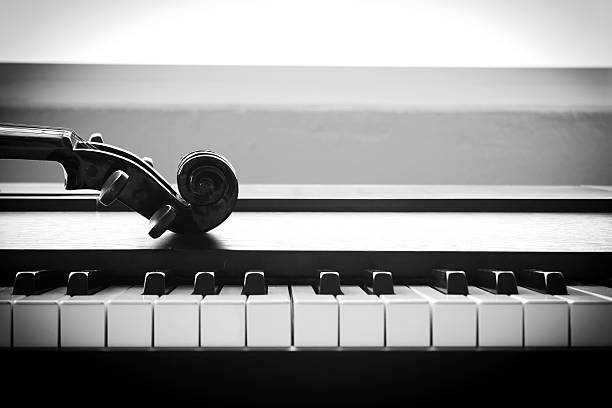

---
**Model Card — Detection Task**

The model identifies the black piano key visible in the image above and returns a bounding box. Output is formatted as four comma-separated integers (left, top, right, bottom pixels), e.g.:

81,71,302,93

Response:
318,270,342,295
519,269,568,295
242,270,267,295
365,270,394,295
476,269,518,295
142,271,173,295
12,270,64,295
66,270,106,296
193,271,217,295
432,269,468,295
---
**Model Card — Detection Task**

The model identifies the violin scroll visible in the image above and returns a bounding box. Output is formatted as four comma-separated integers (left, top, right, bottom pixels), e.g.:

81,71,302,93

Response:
177,150,239,233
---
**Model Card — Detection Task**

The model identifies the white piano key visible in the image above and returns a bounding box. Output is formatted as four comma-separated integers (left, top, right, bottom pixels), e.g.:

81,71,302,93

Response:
556,286,612,347
246,285,291,347
512,287,569,347
154,285,201,347
467,286,523,347
201,286,246,347
411,285,477,347
107,286,157,347
59,286,128,347
292,285,338,347
13,286,68,347
0,288,24,347
379,286,430,347
337,286,384,347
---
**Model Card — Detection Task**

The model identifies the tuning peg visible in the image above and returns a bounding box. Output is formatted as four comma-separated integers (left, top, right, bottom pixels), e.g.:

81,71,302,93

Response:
148,205,177,238
89,132,104,143
143,157,154,168
98,170,129,206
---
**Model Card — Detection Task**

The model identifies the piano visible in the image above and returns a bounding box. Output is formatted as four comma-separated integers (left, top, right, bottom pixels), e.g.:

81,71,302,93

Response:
1,184,611,403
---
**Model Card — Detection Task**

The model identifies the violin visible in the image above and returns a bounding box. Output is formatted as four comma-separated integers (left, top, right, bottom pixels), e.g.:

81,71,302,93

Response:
0,123,238,238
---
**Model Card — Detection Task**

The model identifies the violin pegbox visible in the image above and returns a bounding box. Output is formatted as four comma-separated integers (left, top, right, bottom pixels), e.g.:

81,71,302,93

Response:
0,123,239,239
93,146,237,238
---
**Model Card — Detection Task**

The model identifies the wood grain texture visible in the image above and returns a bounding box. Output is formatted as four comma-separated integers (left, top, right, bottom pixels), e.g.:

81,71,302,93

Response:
1,211,611,252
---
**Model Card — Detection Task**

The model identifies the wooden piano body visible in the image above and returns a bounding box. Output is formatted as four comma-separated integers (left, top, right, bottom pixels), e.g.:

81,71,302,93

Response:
2,184,612,403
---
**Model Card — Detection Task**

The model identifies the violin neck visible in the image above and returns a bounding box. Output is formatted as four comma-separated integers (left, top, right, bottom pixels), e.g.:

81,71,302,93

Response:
0,124,76,161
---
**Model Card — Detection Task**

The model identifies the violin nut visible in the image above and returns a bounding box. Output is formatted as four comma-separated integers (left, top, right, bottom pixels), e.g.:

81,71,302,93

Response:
98,170,129,206
89,132,104,143
148,205,177,238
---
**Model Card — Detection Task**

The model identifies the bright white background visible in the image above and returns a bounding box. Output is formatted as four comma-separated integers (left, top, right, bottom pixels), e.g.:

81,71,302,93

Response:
0,0,611,67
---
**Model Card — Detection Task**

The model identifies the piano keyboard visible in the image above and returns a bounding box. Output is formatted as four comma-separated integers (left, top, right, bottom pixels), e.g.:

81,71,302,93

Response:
2,269,612,348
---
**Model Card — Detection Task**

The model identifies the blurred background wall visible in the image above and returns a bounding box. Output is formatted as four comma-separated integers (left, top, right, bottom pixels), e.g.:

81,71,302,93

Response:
1,0,611,185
